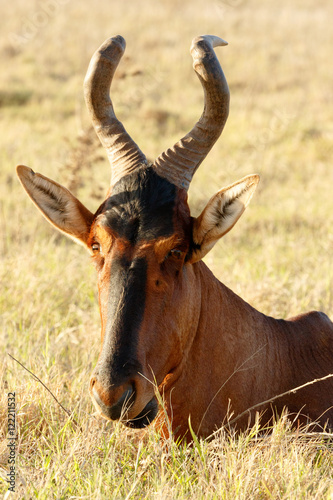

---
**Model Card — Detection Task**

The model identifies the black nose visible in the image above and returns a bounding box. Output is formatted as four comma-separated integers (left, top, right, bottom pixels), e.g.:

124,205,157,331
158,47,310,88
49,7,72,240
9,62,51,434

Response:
91,383,135,420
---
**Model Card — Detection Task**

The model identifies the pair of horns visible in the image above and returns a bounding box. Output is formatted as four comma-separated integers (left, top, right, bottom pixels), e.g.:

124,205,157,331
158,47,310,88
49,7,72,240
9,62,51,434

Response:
84,35,229,191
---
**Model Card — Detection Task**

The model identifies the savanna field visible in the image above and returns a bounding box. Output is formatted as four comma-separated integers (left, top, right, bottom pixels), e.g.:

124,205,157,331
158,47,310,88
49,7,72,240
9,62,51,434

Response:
1,0,333,498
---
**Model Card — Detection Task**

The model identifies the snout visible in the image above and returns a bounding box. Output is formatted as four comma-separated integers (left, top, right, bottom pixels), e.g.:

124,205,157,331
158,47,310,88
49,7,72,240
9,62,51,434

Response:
90,376,158,428
91,381,134,420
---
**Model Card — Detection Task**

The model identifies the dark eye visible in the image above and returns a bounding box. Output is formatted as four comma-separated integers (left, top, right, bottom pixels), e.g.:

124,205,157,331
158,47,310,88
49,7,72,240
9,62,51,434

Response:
167,249,183,260
91,242,100,253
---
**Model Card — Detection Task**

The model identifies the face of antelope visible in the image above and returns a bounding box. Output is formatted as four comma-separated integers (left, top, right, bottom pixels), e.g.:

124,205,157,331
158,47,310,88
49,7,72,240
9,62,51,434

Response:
16,35,259,428
89,167,193,426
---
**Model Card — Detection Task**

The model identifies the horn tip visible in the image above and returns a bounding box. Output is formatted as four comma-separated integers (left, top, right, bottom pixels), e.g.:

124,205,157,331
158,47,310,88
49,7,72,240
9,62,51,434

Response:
98,35,126,56
191,35,228,53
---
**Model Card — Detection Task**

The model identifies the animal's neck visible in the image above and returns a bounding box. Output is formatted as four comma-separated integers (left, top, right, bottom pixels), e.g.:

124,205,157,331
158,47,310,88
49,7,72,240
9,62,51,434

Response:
157,260,333,440
193,260,273,351
159,261,290,437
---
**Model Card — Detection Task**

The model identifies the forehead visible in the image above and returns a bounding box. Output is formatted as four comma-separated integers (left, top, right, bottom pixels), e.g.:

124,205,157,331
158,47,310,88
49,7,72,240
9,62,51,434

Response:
97,167,180,243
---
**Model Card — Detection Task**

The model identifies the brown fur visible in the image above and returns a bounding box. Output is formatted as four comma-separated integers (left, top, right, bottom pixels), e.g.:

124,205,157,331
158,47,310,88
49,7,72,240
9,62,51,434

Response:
153,261,333,439
91,189,333,439
16,164,333,440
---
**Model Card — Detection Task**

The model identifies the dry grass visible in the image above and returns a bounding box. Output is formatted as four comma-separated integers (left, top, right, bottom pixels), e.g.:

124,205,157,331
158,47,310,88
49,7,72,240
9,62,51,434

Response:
1,0,333,497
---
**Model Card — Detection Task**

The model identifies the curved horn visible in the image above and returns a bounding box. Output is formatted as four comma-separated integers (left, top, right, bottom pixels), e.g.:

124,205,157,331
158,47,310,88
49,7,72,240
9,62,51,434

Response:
84,35,148,188
153,35,230,190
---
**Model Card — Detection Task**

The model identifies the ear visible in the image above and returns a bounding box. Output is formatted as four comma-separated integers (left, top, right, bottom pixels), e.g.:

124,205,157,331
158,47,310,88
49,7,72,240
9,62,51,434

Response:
189,174,259,263
16,165,94,247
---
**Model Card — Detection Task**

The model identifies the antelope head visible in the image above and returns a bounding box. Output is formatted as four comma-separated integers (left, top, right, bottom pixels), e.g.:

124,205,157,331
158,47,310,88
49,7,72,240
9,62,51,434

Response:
17,36,258,428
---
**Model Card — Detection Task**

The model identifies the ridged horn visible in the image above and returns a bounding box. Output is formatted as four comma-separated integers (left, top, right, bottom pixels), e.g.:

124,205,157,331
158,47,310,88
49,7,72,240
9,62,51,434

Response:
153,35,230,191
84,35,148,188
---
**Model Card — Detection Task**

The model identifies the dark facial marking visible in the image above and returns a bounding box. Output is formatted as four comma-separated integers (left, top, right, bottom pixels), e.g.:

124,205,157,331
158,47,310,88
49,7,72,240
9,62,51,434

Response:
94,167,180,405
186,217,200,262
100,166,177,243
97,256,148,387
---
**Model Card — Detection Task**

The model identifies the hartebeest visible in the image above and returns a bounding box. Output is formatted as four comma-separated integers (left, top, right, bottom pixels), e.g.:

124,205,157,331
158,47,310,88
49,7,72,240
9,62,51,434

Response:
17,35,333,439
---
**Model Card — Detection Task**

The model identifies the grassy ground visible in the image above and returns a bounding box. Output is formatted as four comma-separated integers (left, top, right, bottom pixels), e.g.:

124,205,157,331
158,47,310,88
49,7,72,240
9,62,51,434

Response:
1,0,333,498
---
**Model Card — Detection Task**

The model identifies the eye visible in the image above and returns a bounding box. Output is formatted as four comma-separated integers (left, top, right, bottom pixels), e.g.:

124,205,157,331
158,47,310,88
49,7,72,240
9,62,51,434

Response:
167,249,183,260
91,242,100,253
